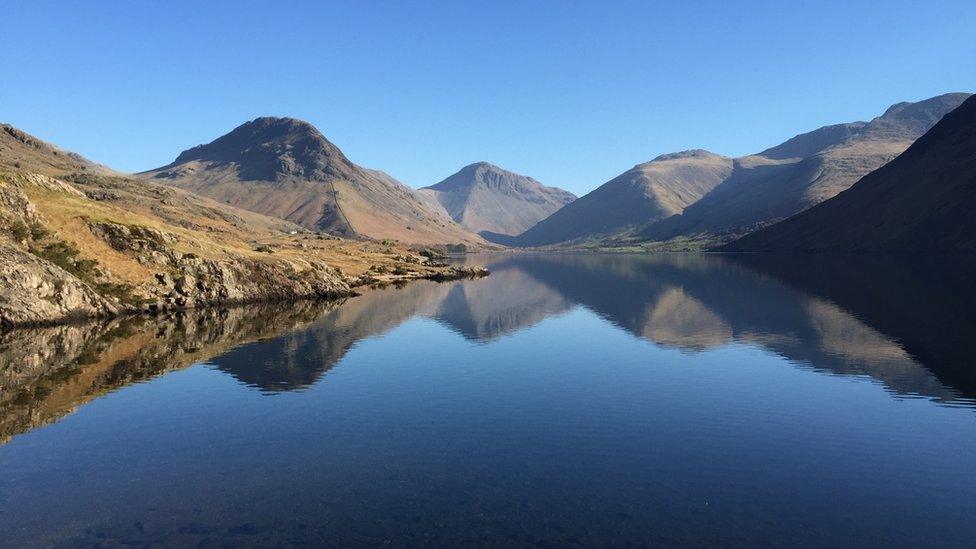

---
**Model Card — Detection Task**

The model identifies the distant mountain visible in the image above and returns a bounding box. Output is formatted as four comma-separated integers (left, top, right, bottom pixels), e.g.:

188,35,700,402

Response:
144,117,481,245
640,93,971,244
511,150,732,247
417,162,575,242
722,94,976,252
1,124,112,176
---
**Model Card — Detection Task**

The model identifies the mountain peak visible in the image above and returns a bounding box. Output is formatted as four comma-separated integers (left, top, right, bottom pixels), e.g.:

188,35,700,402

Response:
164,116,350,181
650,149,723,163
241,116,322,137
420,162,575,238
145,119,480,244
427,162,538,192
464,161,503,171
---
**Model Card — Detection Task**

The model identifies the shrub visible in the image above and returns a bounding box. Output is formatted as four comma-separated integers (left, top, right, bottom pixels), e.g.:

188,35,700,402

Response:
95,282,143,305
29,222,49,240
30,240,102,280
9,220,30,241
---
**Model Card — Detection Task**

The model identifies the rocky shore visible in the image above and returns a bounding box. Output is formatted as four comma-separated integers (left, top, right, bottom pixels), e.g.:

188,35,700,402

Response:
0,172,488,329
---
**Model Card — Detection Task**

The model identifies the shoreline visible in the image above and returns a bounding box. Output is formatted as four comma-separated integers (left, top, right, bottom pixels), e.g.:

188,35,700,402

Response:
0,265,489,331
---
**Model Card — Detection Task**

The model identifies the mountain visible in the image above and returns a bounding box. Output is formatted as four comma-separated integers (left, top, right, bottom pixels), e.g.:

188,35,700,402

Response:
0,123,477,327
510,150,733,247
640,93,971,244
143,117,482,245
416,162,575,241
1,124,113,175
723,94,976,252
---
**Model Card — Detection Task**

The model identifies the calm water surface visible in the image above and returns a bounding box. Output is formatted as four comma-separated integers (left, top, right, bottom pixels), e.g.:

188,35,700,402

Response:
1,253,975,547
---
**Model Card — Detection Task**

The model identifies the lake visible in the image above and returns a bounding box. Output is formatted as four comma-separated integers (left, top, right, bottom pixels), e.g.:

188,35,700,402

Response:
1,253,975,547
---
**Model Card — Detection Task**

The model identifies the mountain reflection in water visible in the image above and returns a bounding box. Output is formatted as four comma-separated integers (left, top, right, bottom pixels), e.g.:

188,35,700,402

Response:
2,252,973,447
2,252,976,546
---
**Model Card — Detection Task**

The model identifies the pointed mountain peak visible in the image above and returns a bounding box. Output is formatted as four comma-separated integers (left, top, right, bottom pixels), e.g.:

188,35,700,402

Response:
420,161,575,238
426,162,546,192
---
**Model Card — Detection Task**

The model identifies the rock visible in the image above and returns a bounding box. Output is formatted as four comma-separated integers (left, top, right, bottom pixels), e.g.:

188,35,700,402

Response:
85,190,123,201
87,220,178,254
0,241,118,327
425,266,490,282
14,172,86,197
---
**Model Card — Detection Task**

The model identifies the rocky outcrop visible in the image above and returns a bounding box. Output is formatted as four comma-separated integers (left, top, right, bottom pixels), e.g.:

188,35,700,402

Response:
83,220,352,313
0,178,353,328
0,241,120,326
87,220,178,254
144,254,351,311
425,265,491,282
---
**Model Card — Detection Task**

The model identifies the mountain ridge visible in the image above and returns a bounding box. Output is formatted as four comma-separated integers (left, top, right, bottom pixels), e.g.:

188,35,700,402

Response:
638,92,971,245
721,94,976,252
510,149,733,247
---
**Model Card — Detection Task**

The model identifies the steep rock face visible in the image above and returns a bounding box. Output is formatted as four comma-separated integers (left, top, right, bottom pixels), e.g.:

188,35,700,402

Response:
144,117,482,245
723,94,976,252
418,162,575,239
512,150,732,246
640,93,971,243
86,219,350,310
0,177,118,325
0,241,119,326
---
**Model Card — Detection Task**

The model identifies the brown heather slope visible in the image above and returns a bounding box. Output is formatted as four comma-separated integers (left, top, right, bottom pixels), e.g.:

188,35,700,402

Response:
418,162,576,241
142,117,484,246
723,94,976,252
640,93,971,245
0,124,485,327
511,150,733,247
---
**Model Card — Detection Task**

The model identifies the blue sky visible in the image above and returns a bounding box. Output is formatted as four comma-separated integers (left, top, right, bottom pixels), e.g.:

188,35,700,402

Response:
2,1,974,195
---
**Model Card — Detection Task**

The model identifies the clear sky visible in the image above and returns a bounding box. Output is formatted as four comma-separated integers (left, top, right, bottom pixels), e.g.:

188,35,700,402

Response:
2,1,974,195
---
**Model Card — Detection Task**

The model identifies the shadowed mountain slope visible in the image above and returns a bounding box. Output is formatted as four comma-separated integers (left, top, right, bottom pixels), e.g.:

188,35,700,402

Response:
143,117,482,245
723,94,976,252
418,162,575,241
640,93,971,244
